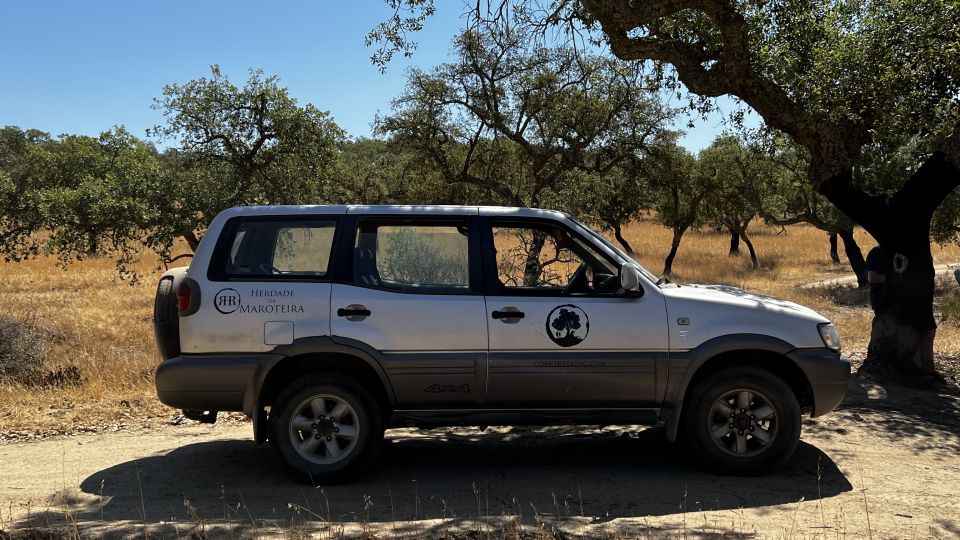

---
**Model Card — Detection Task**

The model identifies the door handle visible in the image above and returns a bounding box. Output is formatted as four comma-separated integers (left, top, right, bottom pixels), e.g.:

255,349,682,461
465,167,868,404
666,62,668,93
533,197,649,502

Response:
492,309,525,320
337,305,371,320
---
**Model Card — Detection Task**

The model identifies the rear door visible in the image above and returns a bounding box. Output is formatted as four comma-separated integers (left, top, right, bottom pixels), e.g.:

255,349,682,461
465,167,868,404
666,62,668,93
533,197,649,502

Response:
481,217,668,406
181,213,341,353
330,212,489,406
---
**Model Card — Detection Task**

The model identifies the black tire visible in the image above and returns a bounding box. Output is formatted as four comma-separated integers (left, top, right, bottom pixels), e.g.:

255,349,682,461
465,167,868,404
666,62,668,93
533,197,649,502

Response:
682,366,801,475
152,273,181,360
269,374,383,483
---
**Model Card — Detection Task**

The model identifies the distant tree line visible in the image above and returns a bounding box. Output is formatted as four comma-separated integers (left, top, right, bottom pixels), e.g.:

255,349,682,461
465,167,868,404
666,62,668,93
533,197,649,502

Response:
2,21,940,288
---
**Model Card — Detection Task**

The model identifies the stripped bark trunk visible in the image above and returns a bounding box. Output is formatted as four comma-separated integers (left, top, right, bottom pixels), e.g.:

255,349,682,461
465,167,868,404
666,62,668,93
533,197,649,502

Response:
613,223,635,255
728,229,740,256
522,230,548,287
183,231,201,253
662,225,687,276
837,229,867,288
820,153,960,383
740,231,758,269
828,233,840,264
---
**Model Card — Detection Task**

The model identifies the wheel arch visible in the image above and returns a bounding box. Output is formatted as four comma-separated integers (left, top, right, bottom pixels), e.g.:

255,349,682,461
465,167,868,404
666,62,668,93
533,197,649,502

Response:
252,337,396,443
663,334,814,442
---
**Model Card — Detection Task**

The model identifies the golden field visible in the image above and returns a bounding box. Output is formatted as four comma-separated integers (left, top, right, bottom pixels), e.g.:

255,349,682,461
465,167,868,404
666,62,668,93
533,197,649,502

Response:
2,218,960,437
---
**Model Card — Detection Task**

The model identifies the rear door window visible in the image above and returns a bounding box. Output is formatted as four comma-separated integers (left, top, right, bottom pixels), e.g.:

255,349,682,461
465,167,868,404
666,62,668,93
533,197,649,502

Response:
212,218,337,280
354,220,471,293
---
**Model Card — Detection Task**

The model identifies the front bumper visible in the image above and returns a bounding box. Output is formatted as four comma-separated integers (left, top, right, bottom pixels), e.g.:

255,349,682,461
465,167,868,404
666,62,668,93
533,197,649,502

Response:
155,353,281,415
787,348,851,416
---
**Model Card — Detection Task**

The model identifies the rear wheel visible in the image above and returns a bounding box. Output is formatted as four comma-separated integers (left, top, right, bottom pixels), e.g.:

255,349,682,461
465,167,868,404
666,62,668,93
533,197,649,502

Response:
683,366,800,474
270,374,383,483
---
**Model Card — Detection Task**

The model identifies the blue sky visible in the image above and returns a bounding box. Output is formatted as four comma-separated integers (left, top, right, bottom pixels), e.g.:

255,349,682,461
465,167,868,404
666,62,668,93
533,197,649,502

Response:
0,1,742,152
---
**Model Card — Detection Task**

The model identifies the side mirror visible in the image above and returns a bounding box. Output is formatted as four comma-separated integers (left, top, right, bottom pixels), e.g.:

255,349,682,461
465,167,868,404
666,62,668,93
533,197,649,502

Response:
620,264,643,297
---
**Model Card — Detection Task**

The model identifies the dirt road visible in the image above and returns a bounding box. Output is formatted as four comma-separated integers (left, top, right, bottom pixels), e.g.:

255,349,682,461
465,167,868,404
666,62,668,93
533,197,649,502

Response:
2,373,959,539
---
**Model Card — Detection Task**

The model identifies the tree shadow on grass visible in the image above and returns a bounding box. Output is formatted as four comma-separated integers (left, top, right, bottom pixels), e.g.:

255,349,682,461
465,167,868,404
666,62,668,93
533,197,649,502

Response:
12,426,850,536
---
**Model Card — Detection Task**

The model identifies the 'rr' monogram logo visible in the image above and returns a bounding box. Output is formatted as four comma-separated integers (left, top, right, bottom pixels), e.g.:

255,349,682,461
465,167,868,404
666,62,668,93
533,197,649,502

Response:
214,288,241,314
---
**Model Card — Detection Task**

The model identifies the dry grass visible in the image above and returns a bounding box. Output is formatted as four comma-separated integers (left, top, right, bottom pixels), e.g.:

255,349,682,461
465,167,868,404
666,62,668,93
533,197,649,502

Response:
2,218,960,436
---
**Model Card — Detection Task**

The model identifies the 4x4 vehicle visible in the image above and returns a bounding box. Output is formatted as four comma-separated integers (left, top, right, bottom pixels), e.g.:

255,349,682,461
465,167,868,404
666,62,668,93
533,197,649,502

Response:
153,205,849,481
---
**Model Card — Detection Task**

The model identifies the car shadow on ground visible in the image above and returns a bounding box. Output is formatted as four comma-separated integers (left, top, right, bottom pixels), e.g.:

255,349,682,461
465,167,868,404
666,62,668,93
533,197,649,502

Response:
13,426,851,531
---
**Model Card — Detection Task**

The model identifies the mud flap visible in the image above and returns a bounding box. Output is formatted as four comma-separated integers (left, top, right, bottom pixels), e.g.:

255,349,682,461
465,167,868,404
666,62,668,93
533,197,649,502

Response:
253,404,270,444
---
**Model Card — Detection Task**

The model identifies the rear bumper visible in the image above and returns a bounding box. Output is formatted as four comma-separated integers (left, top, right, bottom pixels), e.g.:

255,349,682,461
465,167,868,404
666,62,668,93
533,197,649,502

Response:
155,353,281,415
787,348,851,416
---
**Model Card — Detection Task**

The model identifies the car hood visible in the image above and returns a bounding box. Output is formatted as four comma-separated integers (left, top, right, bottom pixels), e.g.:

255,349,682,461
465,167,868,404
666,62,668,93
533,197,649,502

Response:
658,283,830,350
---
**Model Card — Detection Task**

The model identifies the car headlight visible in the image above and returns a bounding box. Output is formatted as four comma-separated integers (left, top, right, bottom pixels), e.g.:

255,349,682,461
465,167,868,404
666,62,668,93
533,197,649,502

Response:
818,323,841,352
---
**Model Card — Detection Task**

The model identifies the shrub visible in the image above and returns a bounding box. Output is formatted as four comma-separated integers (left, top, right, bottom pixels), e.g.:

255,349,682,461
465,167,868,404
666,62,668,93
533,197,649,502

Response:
0,315,49,385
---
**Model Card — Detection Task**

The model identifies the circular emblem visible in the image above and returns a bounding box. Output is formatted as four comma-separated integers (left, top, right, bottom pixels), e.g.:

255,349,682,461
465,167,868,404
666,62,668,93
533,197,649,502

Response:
545,304,589,347
214,288,241,314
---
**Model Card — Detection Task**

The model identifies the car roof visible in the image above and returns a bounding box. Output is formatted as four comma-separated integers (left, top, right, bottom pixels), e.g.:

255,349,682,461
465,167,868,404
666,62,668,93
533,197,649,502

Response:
217,204,571,220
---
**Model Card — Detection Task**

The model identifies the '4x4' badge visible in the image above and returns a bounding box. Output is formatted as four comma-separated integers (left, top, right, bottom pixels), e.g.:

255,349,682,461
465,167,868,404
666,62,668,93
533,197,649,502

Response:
424,384,470,393
546,304,589,347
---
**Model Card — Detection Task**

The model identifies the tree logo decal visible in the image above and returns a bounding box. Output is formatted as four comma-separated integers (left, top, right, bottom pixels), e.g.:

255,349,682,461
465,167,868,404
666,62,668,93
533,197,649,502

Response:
545,304,589,347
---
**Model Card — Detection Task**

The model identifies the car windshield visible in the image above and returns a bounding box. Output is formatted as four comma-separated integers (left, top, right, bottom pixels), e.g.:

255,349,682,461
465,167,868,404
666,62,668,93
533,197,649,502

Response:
569,217,660,284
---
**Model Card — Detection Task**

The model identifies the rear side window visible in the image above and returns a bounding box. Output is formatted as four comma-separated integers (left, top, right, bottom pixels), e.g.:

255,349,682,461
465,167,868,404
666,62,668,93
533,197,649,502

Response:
354,221,470,293
211,219,337,280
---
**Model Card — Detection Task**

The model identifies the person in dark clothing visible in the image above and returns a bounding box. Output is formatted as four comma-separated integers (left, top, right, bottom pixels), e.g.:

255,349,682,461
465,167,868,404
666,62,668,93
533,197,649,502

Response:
865,246,888,313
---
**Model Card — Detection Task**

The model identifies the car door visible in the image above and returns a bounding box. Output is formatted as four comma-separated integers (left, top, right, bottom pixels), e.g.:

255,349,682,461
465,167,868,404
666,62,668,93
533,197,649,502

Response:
482,217,668,406
330,212,489,407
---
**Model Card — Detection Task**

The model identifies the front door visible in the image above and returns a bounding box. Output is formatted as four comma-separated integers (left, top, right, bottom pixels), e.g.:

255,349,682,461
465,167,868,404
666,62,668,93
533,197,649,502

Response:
482,219,668,406
330,214,488,407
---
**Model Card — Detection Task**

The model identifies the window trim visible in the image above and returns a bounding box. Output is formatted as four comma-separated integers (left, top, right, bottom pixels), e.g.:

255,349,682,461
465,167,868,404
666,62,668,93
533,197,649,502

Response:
336,215,485,296
479,216,630,298
207,215,342,283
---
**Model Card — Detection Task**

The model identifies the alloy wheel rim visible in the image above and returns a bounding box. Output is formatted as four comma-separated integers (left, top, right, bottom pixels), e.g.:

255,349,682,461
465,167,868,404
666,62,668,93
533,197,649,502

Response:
289,394,360,465
707,388,778,458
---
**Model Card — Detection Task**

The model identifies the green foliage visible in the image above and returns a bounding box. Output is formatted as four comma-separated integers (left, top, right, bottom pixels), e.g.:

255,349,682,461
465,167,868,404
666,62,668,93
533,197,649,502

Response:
378,226,470,286
744,0,960,141
0,67,350,279
558,165,653,252
648,140,702,231
750,130,853,233
149,66,345,215
377,19,671,208
699,134,782,233
366,0,437,71
0,126,164,276
330,138,466,205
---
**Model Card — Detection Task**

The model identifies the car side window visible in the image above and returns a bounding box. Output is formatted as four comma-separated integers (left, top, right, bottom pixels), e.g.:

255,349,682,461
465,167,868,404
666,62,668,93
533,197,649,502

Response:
214,219,336,279
354,221,471,293
491,223,620,295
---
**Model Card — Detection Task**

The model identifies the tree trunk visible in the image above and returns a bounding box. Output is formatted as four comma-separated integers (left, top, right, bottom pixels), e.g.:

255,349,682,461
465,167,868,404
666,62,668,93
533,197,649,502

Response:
837,229,867,288
728,229,741,256
183,231,201,252
662,226,686,276
828,233,840,264
819,153,960,383
740,231,758,269
613,224,635,255
864,235,938,381
87,232,99,256
522,230,548,287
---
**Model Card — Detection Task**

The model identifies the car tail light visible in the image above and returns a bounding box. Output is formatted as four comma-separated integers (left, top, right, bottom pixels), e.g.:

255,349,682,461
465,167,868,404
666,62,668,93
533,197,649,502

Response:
177,281,191,312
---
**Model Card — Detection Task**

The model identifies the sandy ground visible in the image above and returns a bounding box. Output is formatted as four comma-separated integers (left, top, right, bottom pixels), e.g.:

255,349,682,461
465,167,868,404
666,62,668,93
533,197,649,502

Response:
1,368,958,539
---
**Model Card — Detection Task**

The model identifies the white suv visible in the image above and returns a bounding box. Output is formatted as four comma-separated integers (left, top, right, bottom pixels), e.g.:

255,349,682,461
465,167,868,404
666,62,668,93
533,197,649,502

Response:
153,205,849,481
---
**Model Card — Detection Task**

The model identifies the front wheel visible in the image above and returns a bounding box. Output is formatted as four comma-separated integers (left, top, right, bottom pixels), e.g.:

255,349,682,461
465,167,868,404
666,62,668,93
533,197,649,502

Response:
270,374,383,483
682,366,801,474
